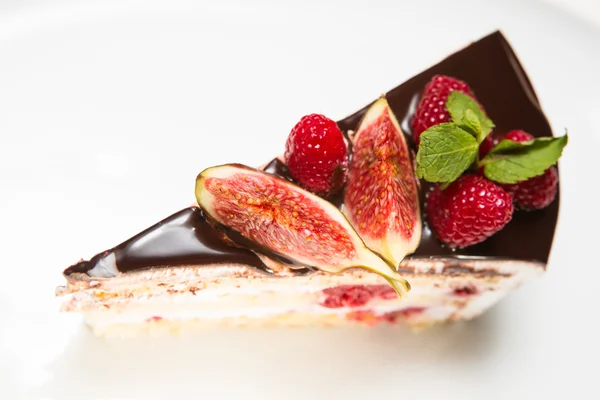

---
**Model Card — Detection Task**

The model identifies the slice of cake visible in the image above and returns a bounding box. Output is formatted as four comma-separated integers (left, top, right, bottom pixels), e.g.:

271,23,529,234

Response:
56,31,567,337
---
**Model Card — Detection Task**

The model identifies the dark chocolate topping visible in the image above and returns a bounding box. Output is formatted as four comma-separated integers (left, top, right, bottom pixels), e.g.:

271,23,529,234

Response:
64,207,271,276
64,30,558,278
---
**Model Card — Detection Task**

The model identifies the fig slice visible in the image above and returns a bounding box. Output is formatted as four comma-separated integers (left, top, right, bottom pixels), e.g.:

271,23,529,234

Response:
343,97,422,268
195,163,411,298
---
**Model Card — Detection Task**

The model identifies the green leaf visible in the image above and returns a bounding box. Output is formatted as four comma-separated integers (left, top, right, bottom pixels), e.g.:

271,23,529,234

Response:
461,109,482,138
416,123,479,183
446,91,495,143
485,138,531,153
482,134,568,184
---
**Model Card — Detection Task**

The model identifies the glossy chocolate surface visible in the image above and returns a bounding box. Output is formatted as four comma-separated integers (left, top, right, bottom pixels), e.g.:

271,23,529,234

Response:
64,207,272,276
64,31,558,277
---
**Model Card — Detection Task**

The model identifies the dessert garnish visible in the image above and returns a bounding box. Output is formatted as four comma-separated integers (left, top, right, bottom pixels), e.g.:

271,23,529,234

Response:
202,97,424,293
413,75,568,248
411,75,481,145
498,130,559,210
343,97,421,268
195,163,412,298
426,174,514,248
284,113,349,197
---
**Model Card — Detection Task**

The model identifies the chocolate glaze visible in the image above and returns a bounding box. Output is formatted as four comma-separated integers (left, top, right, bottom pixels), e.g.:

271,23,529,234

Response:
64,207,272,276
64,30,558,278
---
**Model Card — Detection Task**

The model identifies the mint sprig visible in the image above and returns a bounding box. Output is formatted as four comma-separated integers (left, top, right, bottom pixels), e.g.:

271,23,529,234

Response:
414,89,568,186
481,134,568,184
415,91,494,185
446,92,495,142
415,123,478,183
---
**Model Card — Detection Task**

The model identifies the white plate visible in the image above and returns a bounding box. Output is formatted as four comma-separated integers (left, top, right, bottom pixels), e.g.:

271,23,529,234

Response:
1,0,599,399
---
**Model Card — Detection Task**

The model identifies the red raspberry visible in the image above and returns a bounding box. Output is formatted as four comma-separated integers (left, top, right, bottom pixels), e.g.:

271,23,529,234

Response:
499,130,558,210
479,134,495,159
476,135,496,176
322,285,372,308
504,129,534,142
503,167,558,210
426,174,513,248
411,75,477,144
320,284,395,308
284,114,348,196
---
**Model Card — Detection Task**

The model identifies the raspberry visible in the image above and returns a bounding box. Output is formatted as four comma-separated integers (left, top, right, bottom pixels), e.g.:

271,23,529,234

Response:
499,130,558,210
426,174,513,248
284,114,348,196
504,167,558,210
322,286,371,308
320,284,396,308
411,75,477,144
479,134,495,159
504,129,534,142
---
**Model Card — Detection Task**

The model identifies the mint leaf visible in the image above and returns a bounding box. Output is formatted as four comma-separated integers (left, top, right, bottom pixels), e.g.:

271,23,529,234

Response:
416,123,479,183
485,138,531,153
461,109,482,138
482,134,568,184
446,91,495,143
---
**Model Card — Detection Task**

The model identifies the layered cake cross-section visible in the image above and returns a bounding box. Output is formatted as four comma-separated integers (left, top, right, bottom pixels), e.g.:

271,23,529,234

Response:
56,31,567,337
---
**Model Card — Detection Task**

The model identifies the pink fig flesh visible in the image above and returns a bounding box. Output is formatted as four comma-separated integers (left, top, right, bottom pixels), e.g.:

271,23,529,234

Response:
343,97,422,268
195,163,411,298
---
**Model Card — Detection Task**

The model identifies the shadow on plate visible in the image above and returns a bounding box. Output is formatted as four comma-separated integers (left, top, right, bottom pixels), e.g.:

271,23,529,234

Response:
33,309,504,399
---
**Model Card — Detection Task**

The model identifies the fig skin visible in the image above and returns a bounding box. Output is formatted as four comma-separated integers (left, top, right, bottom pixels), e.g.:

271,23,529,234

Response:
195,163,411,298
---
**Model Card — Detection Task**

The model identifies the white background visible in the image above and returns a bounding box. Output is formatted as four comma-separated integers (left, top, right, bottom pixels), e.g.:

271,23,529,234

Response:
1,0,599,399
